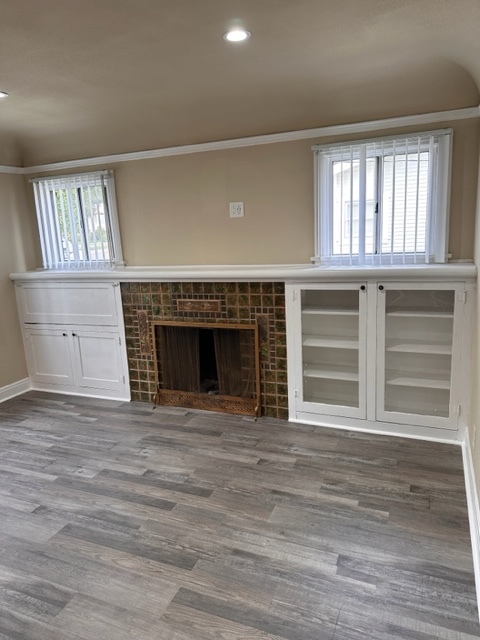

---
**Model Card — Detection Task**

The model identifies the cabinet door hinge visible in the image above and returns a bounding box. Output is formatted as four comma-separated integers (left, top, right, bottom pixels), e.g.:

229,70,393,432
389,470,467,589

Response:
118,336,121,345
457,291,466,303
122,375,125,384
453,405,461,417
294,389,299,398
292,289,297,302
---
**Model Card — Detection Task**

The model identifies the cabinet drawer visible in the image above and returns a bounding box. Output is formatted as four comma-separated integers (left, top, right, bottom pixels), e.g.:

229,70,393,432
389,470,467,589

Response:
17,282,119,325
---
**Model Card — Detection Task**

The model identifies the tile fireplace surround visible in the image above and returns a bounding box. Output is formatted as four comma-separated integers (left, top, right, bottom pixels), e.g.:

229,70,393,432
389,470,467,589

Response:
121,281,288,419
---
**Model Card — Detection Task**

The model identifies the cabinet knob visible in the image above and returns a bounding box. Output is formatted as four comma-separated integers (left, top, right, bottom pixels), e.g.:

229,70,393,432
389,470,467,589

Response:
378,285,384,291
62,333,67,337
72,332,77,337
360,285,366,291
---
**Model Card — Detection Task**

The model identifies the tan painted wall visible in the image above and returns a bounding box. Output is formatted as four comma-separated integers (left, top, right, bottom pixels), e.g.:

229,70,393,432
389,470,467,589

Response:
0,173,38,388
115,119,480,265
30,118,479,267
114,141,314,265
446,119,480,261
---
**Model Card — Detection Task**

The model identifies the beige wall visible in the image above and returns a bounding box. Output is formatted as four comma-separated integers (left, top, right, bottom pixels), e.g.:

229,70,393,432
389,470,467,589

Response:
25,119,480,267
114,141,314,265
446,119,480,261
0,173,38,388
29,118,479,267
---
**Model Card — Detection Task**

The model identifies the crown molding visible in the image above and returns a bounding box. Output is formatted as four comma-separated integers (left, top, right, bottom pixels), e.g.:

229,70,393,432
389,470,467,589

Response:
2,104,478,175
0,165,25,174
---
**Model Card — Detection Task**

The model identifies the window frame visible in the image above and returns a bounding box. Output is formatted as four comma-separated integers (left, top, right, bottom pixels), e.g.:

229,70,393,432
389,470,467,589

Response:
313,129,453,266
31,170,124,270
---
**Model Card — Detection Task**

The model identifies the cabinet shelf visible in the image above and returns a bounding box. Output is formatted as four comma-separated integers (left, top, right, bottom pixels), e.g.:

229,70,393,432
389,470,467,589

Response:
386,376,450,390
302,308,359,316
386,342,452,355
303,392,359,408
304,365,358,382
386,310,453,319
302,335,359,349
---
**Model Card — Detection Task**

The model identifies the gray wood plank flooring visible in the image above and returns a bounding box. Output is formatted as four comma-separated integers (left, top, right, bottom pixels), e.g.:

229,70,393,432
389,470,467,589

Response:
0,391,477,639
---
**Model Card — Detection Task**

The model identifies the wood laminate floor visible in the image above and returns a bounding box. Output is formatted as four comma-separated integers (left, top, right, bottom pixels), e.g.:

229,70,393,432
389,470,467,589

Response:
0,391,477,639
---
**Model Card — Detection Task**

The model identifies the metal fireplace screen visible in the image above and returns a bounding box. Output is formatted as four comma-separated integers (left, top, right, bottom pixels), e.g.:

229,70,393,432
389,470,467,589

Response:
152,321,261,417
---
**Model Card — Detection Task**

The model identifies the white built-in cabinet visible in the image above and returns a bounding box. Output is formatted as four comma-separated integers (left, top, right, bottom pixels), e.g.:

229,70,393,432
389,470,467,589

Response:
286,280,472,439
16,281,130,401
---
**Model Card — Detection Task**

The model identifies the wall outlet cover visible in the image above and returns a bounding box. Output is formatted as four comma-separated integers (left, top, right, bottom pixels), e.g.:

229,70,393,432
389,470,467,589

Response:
229,202,244,218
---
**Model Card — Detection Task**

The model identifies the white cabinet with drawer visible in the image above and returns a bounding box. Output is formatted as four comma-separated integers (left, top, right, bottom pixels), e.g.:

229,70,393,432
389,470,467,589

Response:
17,281,130,401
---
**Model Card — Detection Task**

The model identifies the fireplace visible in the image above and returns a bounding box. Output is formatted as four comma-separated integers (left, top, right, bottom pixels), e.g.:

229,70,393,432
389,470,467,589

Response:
120,281,287,419
152,320,261,416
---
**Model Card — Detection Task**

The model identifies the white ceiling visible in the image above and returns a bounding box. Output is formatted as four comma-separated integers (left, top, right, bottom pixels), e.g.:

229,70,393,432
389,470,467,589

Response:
1,0,479,165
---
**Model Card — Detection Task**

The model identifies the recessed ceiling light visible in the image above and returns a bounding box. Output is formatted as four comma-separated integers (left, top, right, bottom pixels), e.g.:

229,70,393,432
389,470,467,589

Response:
223,29,251,42
0,91,9,99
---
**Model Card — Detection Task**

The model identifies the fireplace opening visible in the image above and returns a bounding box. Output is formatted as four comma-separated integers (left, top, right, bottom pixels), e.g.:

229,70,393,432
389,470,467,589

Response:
152,321,260,416
199,329,219,394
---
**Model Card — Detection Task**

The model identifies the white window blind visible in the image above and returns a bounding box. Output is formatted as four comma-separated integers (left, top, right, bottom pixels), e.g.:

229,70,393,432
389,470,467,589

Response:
313,129,452,265
31,170,123,270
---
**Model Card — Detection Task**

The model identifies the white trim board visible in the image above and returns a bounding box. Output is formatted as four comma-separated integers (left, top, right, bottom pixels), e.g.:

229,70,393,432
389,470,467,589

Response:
9,263,478,284
290,414,462,445
29,384,130,403
0,378,31,403
0,105,477,175
462,429,480,619
0,165,24,175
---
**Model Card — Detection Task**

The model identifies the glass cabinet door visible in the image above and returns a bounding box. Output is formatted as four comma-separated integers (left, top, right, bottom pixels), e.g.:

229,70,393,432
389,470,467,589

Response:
377,286,457,427
298,285,367,419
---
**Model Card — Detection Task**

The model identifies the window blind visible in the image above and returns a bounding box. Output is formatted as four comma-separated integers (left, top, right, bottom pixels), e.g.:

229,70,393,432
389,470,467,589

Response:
31,171,118,270
313,129,452,266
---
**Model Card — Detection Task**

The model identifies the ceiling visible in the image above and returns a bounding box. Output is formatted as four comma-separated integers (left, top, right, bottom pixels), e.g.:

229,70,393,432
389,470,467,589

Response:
1,0,479,166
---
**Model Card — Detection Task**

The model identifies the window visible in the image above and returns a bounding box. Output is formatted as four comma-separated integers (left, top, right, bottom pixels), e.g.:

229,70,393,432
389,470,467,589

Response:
313,130,452,265
31,170,123,269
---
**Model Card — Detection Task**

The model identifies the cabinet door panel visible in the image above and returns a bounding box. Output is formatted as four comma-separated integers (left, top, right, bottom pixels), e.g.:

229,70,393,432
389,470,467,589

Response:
376,284,460,429
25,329,73,386
294,284,367,419
72,331,125,392
18,282,118,325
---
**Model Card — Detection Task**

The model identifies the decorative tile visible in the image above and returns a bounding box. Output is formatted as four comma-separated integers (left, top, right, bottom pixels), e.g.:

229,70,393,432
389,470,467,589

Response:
203,283,214,294
261,283,273,294
238,282,249,294
177,299,221,312
137,310,151,355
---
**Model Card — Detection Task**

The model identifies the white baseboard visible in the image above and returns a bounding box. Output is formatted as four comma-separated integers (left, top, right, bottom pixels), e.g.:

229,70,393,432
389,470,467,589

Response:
0,378,31,403
290,413,461,445
30,383,130,403
462,429,480,619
